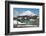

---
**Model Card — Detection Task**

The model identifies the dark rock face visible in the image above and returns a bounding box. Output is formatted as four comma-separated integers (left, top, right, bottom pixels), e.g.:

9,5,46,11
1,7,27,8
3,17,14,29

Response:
13,15,38,20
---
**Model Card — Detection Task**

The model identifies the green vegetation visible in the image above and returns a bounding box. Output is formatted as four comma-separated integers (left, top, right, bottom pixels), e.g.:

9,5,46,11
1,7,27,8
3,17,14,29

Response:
13,16,39,25
17,18,33,25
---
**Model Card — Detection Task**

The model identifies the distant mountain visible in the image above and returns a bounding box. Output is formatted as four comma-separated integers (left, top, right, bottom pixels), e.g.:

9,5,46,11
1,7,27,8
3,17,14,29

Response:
19,10,37,16
14,10,38,18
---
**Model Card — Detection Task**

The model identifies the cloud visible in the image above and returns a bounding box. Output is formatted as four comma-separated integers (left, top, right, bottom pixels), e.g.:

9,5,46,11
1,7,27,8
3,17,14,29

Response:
19,10,36,16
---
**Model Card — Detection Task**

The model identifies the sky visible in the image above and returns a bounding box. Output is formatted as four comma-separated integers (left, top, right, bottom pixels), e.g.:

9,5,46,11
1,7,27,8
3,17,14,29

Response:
13,8,39,16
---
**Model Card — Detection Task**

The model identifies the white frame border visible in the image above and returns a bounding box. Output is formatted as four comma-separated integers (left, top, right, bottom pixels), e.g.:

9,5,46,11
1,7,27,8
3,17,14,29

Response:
10,4,43,32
